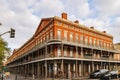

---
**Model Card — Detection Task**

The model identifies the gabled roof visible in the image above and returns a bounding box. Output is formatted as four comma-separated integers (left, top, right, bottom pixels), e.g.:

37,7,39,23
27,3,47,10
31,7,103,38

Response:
34,17,53,36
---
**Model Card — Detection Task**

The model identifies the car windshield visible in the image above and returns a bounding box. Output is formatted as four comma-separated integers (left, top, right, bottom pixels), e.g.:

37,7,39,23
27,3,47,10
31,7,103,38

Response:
110,71,118,74
100,69,108,73
92,70,99,73
105,71,110,74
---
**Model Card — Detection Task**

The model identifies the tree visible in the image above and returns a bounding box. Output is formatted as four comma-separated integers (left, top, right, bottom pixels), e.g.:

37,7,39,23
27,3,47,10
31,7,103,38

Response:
0,37,10,65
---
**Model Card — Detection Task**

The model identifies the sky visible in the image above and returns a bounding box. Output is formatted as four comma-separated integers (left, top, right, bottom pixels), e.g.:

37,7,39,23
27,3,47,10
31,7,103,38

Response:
0,0,120,51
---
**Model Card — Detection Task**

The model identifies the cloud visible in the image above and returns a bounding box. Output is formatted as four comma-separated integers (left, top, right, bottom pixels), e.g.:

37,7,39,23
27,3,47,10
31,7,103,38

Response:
28,0,65,18
63,0,93,19
0,0,39,50
92,0,120,19
107,17,120,43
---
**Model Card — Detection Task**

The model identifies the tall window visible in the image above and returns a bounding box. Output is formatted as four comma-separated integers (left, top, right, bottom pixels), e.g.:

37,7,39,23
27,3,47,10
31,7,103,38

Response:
80,35,83,44
57,30,61,39
43,36,45,43
70,33,73,42
46,34,49,41
70,47,73,57
97,39,99,46
101,40,103,48
85,36,88,45
64,46,67,56
89,37,92,45
50,31,53,40
94,38,96,46
104,42,106,48
57,46,61,57
99,40,101,47
76,34,79,43
64,31,68,41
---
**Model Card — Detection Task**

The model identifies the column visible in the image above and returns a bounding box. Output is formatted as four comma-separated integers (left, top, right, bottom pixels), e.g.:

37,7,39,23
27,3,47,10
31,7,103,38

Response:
81,61,83,76
45,45,47,58
37,62,40,79
76,46,78,58
108,52,110,70
42,64,44,77
100,50,102,69
79,64,81,76
92,62,94,72
73,64,75,77
76,60,78,77
92,49,94,72
81,47,83,58
48,64,51,77
45,60,47,77
32,63,34,75
61,59,64,76
61,43,63,57
88,64,91,74
68,64,71,78
54,61,57,76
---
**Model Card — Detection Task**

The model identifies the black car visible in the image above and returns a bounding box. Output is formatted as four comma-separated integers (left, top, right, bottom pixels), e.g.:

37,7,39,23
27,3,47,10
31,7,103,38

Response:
90,69,108,79
100,70,118,80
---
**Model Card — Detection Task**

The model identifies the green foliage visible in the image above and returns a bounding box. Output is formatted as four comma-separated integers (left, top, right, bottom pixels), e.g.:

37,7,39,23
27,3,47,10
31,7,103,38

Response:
0,37,10,65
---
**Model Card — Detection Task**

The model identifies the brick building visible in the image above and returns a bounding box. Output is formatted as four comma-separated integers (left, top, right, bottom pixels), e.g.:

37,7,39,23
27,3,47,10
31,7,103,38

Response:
6,13,120,79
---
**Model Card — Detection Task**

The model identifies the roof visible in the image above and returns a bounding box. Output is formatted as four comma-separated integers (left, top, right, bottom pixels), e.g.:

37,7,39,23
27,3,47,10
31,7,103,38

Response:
53,16,113,38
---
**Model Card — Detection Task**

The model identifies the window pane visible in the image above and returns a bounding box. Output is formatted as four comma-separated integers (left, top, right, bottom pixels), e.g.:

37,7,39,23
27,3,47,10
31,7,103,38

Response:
57,30,61,39
64,31,68,41
58,46,61,57
70,33,73,42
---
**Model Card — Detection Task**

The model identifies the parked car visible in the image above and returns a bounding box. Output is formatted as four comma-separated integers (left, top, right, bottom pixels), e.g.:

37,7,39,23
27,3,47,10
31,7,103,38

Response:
100,70,118,80
90,69,108,79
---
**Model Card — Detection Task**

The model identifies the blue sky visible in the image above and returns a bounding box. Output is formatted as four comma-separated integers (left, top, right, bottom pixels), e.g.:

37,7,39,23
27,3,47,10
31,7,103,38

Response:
0,0,120,51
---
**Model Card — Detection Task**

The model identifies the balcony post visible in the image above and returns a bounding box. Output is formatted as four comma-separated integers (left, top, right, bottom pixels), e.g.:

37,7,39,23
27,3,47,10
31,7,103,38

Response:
108,52,110,70
81,60,83,76
61,59,64,77
91,49,94,72
75,60,78,77
61,43,63,57
76,46,78,58
100,50,102,69
37,62,40,79
45,60,47,77
81,47,83,58
45,45,47,58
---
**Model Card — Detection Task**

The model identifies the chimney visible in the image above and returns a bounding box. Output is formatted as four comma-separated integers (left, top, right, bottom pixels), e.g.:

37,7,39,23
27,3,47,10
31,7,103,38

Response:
103,31,106,33
61,12,67,19
74,20,79,24
90,26,94,29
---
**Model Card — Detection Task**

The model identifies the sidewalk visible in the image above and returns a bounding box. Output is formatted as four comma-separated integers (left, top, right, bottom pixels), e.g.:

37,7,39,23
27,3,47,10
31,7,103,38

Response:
7,74,69,80
6,74,120,80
